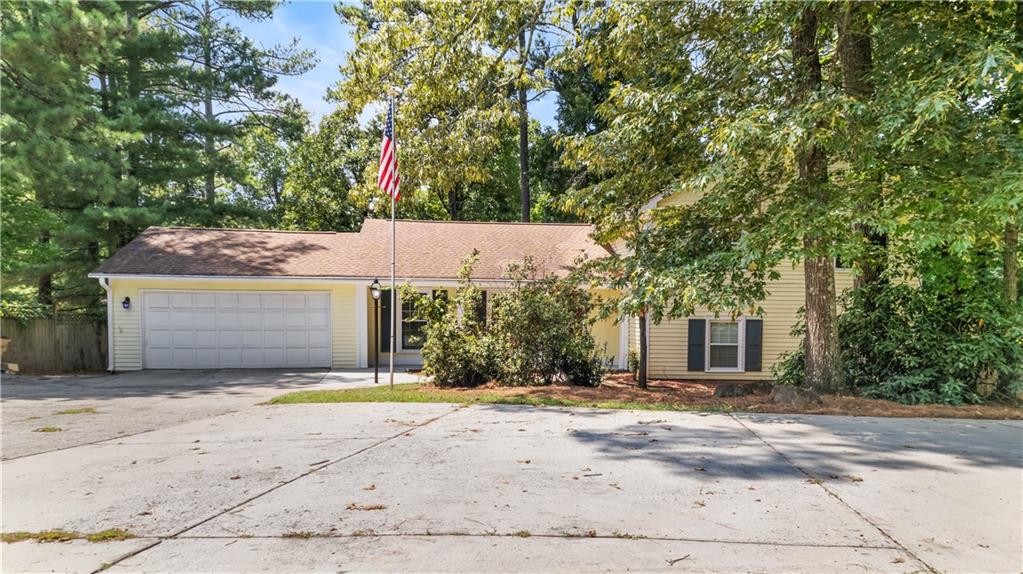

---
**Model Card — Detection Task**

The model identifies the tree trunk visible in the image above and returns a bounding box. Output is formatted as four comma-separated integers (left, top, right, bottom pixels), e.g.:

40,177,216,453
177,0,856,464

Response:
794,6,843,394
637,311,648,390
37,231,53,307
838,1,887,291
202,0,216,212
1006,221,1019,303
518,29,530,223
448,188,459,220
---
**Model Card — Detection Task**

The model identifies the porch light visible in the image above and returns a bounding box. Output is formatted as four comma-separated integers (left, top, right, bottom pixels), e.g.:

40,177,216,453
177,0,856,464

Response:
121,296,131,310
370,278,381,300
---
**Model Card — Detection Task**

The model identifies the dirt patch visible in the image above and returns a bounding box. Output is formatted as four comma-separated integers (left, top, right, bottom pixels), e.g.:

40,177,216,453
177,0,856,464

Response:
427,374,1023,420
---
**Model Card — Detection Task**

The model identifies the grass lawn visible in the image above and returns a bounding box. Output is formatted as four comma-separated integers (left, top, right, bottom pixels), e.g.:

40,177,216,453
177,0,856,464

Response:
269,383,725,412
270,375,1023,420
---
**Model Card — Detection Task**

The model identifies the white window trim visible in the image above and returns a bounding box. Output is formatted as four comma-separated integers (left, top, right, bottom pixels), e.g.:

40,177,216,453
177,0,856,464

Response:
397,290,429,352
705,316,745,373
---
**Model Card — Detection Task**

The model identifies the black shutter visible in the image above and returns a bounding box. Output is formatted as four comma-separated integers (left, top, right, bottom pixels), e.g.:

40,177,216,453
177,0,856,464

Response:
745,319,763,372
476,290,487,324
379,290,392,350
687,319,705,371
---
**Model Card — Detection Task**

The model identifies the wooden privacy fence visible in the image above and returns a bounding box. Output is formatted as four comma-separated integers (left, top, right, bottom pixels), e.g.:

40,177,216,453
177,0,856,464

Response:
0,318,107,374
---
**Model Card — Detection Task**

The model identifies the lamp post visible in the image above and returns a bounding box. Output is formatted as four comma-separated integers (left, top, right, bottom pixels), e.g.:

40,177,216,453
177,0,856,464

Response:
370,278,381,385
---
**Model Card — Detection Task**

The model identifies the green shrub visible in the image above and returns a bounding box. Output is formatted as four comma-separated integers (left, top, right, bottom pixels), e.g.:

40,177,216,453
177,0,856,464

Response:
407,254,607,388
402,253,495,387
627,348,640,377
774,282,1023,404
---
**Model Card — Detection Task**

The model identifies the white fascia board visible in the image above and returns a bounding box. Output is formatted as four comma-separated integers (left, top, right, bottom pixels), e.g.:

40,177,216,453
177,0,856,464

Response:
87,273,521,288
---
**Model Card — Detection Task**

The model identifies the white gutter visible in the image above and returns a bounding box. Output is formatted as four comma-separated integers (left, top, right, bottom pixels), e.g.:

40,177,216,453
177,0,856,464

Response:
87,273,532,288
97,277,114,372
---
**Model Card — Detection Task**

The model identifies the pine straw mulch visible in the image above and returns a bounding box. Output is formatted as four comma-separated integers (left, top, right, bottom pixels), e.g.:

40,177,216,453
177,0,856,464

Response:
424,373,1023,420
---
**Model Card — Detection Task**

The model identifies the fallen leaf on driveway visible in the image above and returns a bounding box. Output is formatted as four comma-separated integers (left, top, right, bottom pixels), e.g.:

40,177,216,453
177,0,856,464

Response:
363,484,376,491
845,475,864,482
347,503,386,511
517,459,531,464
230,475,241,480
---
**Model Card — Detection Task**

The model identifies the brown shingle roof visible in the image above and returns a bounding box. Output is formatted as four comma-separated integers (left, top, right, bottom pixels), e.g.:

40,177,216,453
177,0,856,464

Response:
91,219,607,280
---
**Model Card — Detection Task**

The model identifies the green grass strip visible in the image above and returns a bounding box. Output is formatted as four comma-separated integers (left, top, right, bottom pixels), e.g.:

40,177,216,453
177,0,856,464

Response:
269,383,731,413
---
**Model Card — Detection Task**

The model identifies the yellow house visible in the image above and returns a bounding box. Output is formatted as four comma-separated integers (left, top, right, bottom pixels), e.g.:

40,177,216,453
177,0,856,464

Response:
89,219,624,372
627,191,855,381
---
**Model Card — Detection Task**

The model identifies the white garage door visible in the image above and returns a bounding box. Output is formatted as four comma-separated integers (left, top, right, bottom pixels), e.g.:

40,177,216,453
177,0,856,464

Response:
143,291,331,369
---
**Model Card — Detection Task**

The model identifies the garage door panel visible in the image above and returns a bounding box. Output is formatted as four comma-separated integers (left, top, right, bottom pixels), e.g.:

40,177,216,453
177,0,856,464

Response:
236,348,259,365
220,348,242,365
148,347,171,366
195,330,218,347
264,348,284,365
193,293,216,308
286,330,308,346
286,348,308,365
308,330,329,346
219,330,241,347
264,330,284,347
144,291,330,369
218,311,240,328
171,293,193,308
173,329,195,346
216,293,237,308
170,313,192,328
195,311,217,329
309,348,329,364
238,293,261,309
241,330,262,347
196,349,219,367
148,293,170,308
171,348,195,367
239,312,261,328
149,329,171,347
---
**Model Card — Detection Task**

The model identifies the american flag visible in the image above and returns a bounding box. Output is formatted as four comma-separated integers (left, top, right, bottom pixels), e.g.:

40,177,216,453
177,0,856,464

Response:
377,98,400,201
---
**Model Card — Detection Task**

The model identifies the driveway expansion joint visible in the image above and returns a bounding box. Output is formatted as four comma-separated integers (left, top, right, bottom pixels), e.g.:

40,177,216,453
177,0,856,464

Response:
86,405,461,574
729,413,939,574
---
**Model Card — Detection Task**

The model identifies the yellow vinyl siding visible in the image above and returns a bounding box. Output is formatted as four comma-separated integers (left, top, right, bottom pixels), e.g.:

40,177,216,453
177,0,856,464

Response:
647,263,855,380
108,278,358,371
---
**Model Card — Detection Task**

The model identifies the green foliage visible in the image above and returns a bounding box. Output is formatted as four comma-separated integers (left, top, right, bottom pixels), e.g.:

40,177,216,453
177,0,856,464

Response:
775,276,1023,405
406,253,607,388
489,259,605,387
401,252,494,387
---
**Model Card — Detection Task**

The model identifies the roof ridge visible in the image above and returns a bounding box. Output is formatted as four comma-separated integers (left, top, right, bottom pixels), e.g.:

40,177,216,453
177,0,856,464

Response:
363,218,592,227
146,226,342,235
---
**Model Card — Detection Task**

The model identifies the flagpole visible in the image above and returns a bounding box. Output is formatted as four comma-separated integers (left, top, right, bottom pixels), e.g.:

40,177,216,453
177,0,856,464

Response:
388,95,396,391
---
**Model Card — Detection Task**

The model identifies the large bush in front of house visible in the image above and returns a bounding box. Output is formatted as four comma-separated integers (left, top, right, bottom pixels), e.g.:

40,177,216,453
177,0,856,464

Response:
401,254,495,387
404,254,606,388
774,281,1023,405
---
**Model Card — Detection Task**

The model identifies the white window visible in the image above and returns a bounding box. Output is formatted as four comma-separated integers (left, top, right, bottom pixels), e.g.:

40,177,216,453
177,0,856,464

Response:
706,319,744,371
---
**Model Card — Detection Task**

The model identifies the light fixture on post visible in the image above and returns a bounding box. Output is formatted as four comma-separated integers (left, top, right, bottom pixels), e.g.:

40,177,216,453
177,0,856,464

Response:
121,297,131,310
370,279,381,385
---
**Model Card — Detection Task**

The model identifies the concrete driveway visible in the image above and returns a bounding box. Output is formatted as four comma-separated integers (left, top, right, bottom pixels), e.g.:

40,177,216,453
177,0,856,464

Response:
2,369,421,460
2,373,1021,573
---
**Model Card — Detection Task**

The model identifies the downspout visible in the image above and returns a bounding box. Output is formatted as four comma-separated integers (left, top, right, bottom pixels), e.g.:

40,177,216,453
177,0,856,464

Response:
98,278,114,372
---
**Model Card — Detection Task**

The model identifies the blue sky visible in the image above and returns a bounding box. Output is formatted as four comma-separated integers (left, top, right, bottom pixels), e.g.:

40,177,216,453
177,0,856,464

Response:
234,1,559,128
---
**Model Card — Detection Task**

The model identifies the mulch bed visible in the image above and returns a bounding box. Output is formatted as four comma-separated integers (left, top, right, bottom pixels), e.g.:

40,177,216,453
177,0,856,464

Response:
427,373,1023,420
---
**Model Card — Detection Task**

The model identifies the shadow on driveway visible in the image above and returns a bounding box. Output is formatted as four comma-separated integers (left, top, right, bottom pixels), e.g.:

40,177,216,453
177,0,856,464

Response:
0,369,421,402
